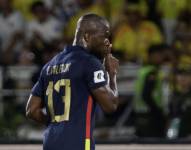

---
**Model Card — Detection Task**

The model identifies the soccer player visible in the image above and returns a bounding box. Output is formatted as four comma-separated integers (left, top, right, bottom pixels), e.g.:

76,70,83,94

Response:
26,13,119,150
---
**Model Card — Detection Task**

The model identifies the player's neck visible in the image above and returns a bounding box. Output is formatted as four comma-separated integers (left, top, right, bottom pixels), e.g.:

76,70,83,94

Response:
73,38,88,50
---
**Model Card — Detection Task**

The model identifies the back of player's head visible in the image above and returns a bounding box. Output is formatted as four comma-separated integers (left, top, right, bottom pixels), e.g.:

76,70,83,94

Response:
73,13,110,60
75,13,109,38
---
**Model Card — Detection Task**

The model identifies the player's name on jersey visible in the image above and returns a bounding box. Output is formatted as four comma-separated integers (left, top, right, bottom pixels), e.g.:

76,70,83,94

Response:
47,63,71,75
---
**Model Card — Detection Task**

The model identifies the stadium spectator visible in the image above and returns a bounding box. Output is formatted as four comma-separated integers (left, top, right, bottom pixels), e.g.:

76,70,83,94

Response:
157,0,187,44
168,67,191,138
25,1,63,65
145,0,163,31
12,0,40,21
16,45,35,66
26,1,63,43
0,0,25,62
127,0,148,17
50,0,79,24
107,0,125,26
0,67,23,138
134,44,171,137
172,10,191,68
113,3,163,63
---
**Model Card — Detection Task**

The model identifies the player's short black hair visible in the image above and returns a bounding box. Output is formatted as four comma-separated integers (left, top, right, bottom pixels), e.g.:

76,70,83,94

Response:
148,44,170,55
75,13,108,39
77,13,107,31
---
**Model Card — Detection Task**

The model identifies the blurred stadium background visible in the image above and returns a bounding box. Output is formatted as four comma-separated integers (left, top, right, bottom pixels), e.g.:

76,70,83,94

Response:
0,0,191,149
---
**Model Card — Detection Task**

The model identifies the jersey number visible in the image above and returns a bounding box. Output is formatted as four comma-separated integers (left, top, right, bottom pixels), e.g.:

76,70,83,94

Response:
46,79,71,122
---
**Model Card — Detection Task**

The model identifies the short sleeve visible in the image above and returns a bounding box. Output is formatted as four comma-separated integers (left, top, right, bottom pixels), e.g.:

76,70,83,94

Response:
84,57,107,90
31,70,44,98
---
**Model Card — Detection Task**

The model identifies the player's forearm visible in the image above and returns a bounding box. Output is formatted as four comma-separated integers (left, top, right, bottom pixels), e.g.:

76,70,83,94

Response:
26,109,47,125
107,73,119,110
109,73,118,97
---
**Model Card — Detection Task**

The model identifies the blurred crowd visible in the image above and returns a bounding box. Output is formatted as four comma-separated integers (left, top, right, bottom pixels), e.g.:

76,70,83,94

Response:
0,0,191,140
0,0,190,66
0,0,190,67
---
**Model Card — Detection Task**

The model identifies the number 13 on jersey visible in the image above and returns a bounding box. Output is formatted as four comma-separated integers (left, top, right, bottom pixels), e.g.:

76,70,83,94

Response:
46,79,71,122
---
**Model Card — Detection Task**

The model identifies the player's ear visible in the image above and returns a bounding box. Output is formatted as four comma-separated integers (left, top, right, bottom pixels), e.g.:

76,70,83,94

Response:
84,33,90,43
82,33,91,48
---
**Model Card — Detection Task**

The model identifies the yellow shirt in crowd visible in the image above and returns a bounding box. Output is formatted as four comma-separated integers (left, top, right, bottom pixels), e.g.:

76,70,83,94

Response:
113,21,163,62
12,0,40,20
157,0,187,19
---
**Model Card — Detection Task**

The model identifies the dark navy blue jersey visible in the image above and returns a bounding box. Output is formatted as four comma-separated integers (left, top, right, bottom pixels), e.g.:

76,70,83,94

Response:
31,45,107,150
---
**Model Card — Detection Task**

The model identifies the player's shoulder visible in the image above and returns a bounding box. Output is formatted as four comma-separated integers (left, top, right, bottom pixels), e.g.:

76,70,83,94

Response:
40,46,102,74
39,51,61,70
39,61,52,76
85,54,102,66
65,45,102,64
82,57,105,80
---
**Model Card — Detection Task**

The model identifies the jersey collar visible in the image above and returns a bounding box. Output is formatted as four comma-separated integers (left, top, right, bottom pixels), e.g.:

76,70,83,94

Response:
63,45,88,54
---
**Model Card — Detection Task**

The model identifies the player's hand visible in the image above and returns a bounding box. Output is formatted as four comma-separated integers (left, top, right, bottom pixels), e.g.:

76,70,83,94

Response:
104,53,119,75
103,39,112,56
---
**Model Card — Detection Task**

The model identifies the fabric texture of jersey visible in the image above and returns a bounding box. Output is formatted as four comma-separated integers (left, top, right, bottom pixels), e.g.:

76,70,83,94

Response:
31,45,107,150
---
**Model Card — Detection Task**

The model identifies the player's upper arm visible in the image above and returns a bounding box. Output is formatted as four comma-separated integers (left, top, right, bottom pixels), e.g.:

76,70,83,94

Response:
26,66,45,119
84,57,118,113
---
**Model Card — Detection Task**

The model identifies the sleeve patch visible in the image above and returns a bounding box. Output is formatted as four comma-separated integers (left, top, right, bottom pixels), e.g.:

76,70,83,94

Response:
94,70,105,83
